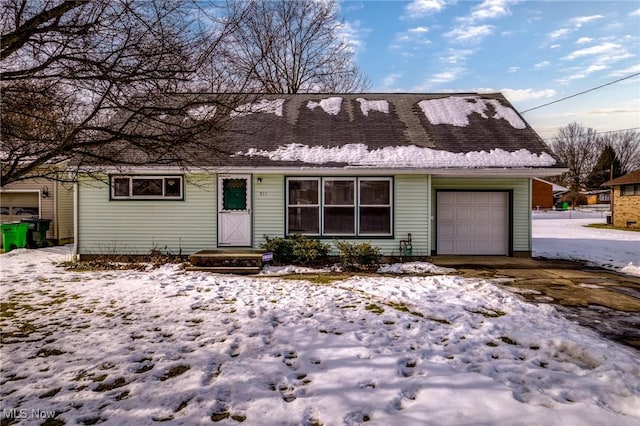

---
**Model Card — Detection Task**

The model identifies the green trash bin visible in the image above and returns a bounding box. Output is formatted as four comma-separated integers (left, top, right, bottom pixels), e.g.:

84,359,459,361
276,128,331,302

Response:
1,222,29,252
21,218,52,248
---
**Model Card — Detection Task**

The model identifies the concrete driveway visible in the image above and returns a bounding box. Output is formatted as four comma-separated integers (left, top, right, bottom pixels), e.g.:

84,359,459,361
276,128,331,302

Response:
431,256,640,351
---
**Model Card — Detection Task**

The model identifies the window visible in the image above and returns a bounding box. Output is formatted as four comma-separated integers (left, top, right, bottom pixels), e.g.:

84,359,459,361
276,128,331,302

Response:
286,177,392,236
621,184,640,196
110,176,183,200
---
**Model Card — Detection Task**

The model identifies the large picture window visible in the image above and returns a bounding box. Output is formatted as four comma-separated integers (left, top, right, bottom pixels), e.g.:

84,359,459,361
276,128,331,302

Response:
110,176,183,200
286,177,392,237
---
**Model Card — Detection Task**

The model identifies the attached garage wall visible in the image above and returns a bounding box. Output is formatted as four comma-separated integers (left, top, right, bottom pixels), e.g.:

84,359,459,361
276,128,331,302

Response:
1,177,73,242
431,177,531,255
78,175,216,256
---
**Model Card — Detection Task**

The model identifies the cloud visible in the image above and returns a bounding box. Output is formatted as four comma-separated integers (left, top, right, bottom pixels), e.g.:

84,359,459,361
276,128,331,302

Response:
564,42,621,60
442,48,475,64
394,26,431,46
404,0,446,18
445,25,494,43
382,73,403,87
570,15,604,27
609,64,640,77
631,9,640,17
549,28,571,40
556,64,609,83
500,88,557,102
430,69,461,83
550,44,561,49
534,61,550,69
576,37,593,44
469,0,516,21
508,66,520,73
337,20,369,53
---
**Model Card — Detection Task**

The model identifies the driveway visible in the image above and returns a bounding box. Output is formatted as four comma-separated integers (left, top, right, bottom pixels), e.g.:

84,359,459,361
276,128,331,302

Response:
431,256,640,351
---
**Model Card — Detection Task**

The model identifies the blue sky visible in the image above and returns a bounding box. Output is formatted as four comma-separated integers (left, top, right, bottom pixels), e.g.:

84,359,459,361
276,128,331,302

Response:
339,0,640,140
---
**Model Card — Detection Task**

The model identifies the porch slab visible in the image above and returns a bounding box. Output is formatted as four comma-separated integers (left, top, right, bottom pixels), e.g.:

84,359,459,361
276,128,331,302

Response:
189,250,264,268
185,266,261,275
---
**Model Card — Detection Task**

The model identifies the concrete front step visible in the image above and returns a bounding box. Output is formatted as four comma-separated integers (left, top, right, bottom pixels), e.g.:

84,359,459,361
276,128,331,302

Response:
185,266,261,275
189,250,264,268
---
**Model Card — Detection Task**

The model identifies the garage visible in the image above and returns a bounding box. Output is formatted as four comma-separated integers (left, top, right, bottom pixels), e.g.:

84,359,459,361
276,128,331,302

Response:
436,191,510,255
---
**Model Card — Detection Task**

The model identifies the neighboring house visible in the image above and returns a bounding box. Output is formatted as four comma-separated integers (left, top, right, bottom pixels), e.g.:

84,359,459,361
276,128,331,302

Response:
603,170,640,228
531,178,568,210
582,189,611,205
76,93,565,258
1,178,74,246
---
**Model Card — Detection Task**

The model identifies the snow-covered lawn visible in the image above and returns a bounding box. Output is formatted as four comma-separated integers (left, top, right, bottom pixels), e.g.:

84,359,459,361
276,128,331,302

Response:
1,246,639,425
533,209,640,277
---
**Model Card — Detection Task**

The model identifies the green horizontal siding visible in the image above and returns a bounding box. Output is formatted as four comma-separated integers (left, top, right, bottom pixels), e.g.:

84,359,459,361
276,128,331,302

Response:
430,177,531,253
78,175,216,255
253,175,285,249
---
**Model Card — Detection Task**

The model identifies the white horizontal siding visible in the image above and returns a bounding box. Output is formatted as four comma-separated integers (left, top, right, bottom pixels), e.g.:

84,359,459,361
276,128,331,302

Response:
430,177,531,253
78,175,216,255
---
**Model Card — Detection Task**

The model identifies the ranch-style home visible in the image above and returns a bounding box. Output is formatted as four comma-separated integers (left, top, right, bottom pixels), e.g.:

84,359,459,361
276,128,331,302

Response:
75,93,565,258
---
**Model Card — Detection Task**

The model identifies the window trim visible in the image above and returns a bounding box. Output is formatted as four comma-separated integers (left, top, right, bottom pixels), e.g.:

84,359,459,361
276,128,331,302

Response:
286,177,321,235
109,175,184,200
286,176,393,237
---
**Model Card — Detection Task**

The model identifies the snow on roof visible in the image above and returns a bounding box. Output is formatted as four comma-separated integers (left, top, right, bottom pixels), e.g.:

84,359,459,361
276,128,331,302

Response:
307,97,343,115
239,143,557,168
231,99,285,117
418,96,526,129
356,98,389,116
187,105,217,120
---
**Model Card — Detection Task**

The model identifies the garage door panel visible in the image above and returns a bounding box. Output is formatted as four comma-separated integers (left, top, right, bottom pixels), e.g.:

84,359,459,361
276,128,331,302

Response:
455,210,473,221
437,191,509,255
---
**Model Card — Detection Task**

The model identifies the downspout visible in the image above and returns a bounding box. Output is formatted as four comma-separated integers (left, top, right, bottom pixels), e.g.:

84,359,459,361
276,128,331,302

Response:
53,181,59,241
528,178,532,254
427,174,432,255
73,182,78,258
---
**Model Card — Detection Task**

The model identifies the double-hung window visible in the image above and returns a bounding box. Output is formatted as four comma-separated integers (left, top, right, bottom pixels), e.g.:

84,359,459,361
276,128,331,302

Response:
110,176,184,200
286,177,392,237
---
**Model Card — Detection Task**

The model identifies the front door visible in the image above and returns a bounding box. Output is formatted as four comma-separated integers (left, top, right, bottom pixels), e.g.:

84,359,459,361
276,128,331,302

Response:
218,175,252,246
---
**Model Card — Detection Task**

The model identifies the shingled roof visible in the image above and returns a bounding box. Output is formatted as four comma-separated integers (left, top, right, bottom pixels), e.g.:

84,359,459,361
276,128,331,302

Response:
603,169,640,186
108,92,563,170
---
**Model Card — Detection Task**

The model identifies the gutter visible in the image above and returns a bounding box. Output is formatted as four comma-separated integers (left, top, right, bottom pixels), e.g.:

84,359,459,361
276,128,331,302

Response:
82,166,568,178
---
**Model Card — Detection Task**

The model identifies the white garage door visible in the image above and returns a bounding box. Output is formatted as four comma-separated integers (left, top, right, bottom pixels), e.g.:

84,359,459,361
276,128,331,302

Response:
437,191,509,255
1,192,39,223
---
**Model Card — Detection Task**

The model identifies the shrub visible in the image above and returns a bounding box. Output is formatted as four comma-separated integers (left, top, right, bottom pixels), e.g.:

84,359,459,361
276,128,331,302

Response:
261,234,330,265
334,240,382,270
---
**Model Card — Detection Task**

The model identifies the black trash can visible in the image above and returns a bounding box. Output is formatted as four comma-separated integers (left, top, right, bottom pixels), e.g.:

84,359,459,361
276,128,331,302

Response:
21,218,52,248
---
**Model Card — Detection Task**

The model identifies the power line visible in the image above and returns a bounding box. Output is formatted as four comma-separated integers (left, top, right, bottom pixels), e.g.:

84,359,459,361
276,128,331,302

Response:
521,72,640,114
539,127,640,141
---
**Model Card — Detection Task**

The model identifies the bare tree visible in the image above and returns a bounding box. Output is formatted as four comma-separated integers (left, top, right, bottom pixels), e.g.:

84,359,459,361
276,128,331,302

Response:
1,0,249,185
601,129,640,173
550,122,602,190
222,0,370,94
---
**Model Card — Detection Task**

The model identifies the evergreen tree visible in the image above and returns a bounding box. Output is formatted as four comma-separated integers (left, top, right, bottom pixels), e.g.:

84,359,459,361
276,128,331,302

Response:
586,145,623,189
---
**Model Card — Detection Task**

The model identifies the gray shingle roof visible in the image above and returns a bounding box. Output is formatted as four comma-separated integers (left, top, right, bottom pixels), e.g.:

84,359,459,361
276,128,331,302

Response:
105,92,562,170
